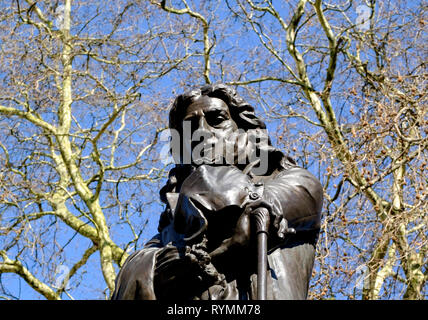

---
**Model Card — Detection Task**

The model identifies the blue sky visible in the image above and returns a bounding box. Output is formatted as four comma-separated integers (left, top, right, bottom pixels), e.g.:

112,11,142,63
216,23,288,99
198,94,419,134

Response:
1,0,426,300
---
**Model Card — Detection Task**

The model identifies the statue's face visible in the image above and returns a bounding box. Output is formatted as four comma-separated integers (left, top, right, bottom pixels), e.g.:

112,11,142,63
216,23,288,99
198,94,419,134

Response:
183,96,237,135
181,96,238,165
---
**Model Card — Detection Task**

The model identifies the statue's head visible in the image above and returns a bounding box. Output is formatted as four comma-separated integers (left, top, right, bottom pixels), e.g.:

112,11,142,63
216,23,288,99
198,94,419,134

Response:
168,84,271,167
169,83,266,133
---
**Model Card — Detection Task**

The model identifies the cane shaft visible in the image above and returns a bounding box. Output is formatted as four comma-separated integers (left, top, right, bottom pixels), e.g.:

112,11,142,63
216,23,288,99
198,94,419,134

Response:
257,231,268,300
253,207,270,300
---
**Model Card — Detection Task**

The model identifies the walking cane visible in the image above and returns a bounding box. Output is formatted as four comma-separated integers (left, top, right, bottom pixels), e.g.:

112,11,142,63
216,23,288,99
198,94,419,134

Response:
252,207,270,300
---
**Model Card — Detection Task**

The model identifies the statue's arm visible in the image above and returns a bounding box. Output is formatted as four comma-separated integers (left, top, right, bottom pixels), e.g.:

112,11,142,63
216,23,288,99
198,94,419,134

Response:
262,166,323,239
111,245,159,300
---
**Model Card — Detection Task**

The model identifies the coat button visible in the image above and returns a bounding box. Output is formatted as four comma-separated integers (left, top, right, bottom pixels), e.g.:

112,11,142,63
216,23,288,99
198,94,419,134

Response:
249,192,260,200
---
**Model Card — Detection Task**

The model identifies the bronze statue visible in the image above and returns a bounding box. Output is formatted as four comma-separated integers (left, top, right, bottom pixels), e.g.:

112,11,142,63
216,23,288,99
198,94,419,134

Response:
111,84,323,300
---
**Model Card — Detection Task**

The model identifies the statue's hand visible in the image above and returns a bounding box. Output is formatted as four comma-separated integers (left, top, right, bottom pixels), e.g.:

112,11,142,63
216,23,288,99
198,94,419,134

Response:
155,244,208,277
244,198,295,239
154,243,225,297
185,244,225,285
154,244,222,299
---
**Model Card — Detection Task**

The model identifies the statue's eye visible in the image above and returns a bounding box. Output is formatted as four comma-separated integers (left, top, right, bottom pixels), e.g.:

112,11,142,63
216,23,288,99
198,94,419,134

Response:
206,111,227,127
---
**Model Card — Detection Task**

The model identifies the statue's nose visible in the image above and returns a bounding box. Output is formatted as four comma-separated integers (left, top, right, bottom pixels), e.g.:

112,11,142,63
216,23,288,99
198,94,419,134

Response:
196,116,211,133
191,116,214,152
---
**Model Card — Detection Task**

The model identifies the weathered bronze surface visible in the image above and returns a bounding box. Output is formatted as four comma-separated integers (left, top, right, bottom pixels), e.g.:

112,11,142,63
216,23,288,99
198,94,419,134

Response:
111,84,323,300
